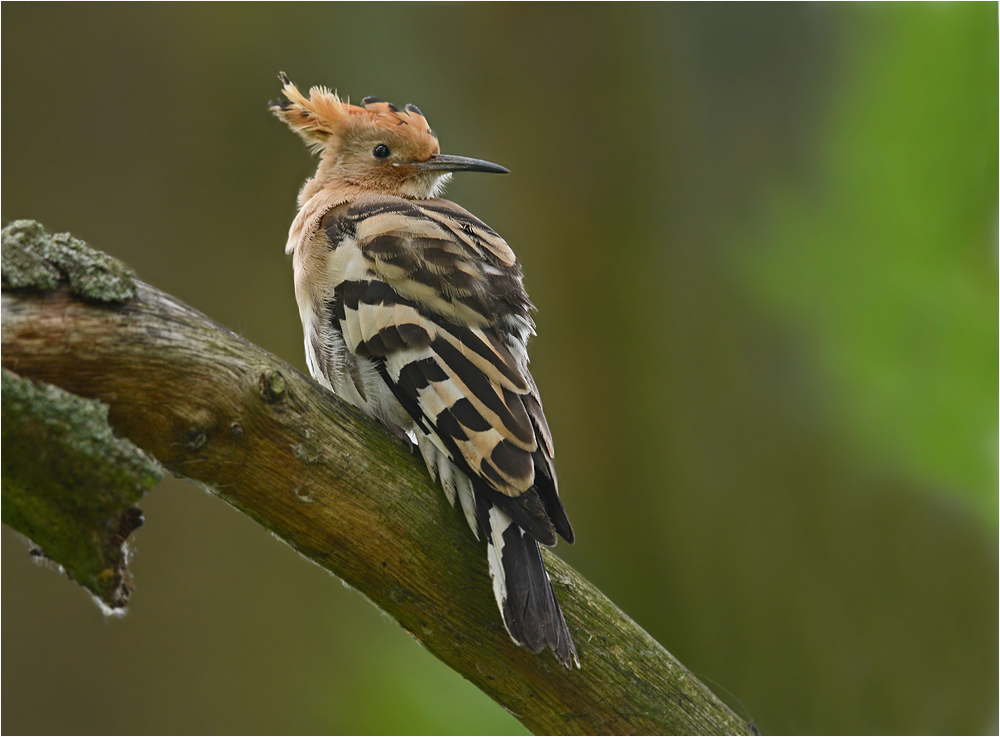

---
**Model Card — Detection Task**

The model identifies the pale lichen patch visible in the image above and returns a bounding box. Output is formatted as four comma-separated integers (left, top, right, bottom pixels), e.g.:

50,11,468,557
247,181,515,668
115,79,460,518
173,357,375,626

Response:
1,219,135,302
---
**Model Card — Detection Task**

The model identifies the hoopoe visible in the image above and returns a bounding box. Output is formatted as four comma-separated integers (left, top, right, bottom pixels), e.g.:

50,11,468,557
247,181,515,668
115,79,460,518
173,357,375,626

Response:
271,74,577,668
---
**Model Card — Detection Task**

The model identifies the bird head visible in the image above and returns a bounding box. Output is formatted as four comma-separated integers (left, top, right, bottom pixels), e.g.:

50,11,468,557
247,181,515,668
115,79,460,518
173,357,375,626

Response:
271,73,508,199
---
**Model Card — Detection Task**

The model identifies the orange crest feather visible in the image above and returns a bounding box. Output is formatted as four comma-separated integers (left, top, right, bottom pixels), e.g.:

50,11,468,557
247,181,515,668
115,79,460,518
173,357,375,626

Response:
270,73,439,157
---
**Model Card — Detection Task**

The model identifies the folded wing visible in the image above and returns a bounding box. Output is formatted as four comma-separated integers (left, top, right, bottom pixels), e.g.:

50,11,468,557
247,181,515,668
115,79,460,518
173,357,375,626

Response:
323,195,572,546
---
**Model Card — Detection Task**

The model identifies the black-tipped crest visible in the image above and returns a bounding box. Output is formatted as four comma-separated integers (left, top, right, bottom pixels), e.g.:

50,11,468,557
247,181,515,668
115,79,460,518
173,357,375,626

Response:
361,96,400,112
271,77,441,159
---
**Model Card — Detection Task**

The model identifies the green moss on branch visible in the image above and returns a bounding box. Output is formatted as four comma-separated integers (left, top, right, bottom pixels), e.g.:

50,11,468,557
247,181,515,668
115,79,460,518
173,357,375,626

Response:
1,369,162,608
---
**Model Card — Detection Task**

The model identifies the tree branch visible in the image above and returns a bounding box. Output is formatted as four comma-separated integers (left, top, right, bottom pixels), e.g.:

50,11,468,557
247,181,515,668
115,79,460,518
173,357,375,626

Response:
2,368,160,608
1,221,749,735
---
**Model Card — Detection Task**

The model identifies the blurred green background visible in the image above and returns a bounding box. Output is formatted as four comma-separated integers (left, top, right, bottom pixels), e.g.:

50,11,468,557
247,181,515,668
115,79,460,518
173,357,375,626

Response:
2,4,996,734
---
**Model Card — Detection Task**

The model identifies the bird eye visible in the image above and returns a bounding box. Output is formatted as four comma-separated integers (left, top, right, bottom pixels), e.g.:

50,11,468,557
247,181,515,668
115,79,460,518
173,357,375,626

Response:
373,144,391,159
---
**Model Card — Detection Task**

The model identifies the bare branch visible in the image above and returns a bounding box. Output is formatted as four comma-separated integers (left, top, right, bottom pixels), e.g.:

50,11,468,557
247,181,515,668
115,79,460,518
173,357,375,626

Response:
1,221,749,735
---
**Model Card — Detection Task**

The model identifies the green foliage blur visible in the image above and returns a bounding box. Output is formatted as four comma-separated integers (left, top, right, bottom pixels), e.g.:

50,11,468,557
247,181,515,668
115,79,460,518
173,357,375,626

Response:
2,4,995,735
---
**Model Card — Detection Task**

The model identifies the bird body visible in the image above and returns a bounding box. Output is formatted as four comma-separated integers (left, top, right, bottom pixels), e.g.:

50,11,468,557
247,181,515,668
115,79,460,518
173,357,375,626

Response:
272,75,577,667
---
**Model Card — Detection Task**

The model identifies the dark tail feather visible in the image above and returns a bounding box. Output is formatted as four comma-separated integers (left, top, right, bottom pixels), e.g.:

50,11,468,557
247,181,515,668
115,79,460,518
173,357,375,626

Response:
476,494,579,668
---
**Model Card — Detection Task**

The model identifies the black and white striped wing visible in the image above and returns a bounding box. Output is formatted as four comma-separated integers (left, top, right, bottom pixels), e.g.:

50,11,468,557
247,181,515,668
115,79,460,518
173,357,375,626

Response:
330,279,569,546
322,196,572,545
320,196,577,667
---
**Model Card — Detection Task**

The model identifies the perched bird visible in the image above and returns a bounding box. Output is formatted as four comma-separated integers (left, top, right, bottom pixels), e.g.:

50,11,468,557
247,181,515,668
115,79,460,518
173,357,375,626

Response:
271,74,577,668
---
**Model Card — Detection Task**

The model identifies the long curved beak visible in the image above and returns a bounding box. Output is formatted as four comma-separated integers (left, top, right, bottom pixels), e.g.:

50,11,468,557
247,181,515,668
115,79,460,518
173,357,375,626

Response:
410,153,509,174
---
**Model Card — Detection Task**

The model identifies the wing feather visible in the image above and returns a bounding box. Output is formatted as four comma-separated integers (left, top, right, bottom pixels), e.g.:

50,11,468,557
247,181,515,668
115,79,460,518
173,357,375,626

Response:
340,280,537,494
323,197,571,546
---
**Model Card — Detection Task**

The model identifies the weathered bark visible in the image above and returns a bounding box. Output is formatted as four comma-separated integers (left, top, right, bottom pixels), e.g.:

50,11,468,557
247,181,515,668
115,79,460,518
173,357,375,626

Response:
2,369,160,608
1,221,750,735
